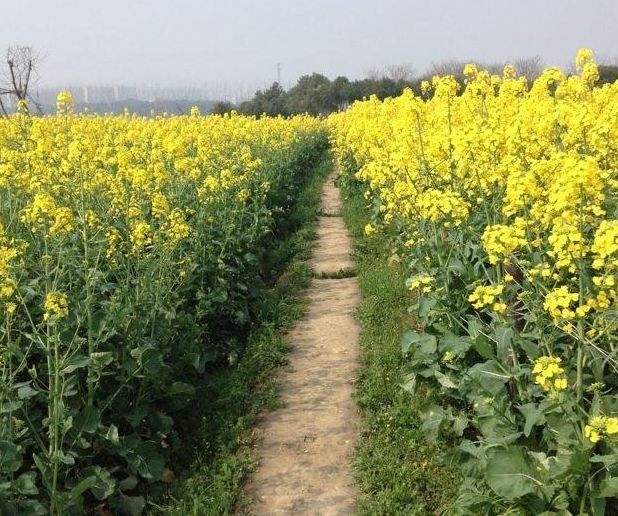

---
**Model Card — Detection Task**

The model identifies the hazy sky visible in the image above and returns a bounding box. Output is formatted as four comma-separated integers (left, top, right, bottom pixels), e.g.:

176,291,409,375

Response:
2,0,617,88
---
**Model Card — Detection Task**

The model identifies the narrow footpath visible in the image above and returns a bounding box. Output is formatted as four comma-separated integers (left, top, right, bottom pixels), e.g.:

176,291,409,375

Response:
242,169,361,515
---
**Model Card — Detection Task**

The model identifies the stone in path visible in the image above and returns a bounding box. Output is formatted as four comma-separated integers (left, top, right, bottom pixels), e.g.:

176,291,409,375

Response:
241,170,360,515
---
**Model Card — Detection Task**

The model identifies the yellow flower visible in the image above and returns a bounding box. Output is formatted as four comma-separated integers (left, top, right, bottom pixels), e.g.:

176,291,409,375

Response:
543,286,579,323
130,221,152,252
585,415,618,443
532,356,568,392
43,292,69,322
468,284,505,312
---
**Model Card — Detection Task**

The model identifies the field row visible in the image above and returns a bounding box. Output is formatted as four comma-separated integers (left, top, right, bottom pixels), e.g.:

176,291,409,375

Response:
0,104,327,514
330,50,618,513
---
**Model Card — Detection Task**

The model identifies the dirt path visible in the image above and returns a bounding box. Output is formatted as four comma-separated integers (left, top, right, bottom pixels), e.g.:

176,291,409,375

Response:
242,170,360,515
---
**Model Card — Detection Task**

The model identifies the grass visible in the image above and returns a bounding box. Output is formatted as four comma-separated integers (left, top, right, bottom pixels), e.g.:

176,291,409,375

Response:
341,182,461,515
150,153,332,515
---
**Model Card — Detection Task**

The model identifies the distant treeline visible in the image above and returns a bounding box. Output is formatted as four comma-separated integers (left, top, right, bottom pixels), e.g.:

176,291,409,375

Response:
214,61,618,117
213,74,417,117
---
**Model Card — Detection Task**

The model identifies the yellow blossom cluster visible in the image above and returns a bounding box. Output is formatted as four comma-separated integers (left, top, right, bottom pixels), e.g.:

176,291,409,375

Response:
329,49,617,330
407,274,434,294
532,356,568,392
468,284,507,313
585,415,618,443
43,292,69,322
0,92,325,324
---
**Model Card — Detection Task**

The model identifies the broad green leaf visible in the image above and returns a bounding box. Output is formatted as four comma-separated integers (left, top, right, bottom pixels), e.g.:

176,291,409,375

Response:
418,297,437,319
119,494,146,516
435,370,458,389
167,382,195,397
105,424,120,445
82,466,115,501
62,354,90,374
439,332,471,356
14,472,38,495
453,413,469,436
598,476,618,497
89,352,114,370
17,384,38,400
134,442,165,480
74,406,100,434
68,475,98,502
118,475,139,491
495,325,513,361
400,372,417,394
420,405,446,441
519,403,546,437
402,330,436,354
485,447,541,499
0,440,22,472
468,360,509,395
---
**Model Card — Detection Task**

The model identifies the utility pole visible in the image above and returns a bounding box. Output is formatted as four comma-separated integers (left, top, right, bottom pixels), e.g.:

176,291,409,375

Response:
277,63,281,85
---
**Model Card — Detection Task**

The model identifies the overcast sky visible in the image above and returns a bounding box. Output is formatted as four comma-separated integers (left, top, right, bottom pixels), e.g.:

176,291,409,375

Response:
2,0,617,88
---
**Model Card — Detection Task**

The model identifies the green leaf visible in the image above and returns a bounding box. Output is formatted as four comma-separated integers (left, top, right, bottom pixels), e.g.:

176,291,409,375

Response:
400,372,417,394
74,406,100,434
101,424,120,446
16,382,38,400
0,440,22,473
453,413,469,436
118,475,139,491
590,454,618,466
591,496,606,516
129,442,165,480
62,354,91,374
14,472,38,495
469,360,509,395
598,476,618,497
495,325,513,361
418,297,437,319
438,333,471,356
435,370,459,389
420,405,446,441
167,381,195,397
82,466,115,501
90,352,114,370
119,494,146,516
141,348,164,375
485,447,541,499
68,475,98,502
519,403,546,437
402,331,437,355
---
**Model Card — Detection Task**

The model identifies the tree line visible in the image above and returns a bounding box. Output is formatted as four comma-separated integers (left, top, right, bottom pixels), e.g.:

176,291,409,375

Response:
213,57,618,117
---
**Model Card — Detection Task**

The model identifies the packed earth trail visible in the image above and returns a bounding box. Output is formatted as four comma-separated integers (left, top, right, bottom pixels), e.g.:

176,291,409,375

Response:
242,169,361,515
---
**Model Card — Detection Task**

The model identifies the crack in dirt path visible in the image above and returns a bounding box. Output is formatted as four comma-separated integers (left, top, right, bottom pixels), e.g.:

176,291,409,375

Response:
241,170,360,515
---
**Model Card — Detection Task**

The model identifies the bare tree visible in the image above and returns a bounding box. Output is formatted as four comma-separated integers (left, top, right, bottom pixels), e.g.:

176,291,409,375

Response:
513,56,543,80
365,64,416,82
0,46,43,116
384,64,416,82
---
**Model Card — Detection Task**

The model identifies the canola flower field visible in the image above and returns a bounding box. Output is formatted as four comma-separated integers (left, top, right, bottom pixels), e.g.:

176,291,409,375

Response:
2,48,618,515
0,95,326,514
330,50,618,513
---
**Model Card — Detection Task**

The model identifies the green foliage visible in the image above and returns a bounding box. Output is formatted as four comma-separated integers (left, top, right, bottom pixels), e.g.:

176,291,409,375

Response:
152,152,332,516
341,180,460,515
239,75,421,117
0,119,328,514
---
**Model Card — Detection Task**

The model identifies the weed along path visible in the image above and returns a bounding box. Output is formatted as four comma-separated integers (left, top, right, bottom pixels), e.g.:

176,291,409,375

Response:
242,170,361,515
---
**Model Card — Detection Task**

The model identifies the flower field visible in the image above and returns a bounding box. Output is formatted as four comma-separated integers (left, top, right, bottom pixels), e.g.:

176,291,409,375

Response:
0,97,326,514
330,50,618,513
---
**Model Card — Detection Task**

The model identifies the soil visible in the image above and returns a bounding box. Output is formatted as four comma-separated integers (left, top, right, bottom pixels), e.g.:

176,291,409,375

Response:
242,170,361,515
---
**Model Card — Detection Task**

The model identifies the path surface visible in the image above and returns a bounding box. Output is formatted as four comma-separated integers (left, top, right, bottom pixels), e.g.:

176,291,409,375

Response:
242,170,360,515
